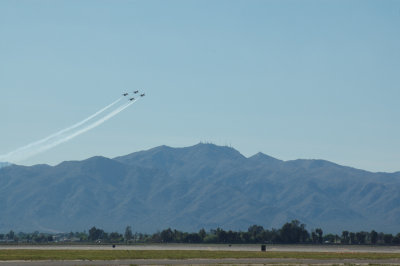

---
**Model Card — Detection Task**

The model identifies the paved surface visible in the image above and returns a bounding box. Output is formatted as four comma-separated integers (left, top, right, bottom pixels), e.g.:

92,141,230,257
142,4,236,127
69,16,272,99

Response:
1,258,400,265
1,244,400,265
0,244,399,253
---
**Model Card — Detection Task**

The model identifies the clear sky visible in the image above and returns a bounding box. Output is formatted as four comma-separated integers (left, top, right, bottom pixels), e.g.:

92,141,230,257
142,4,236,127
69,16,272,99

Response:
1,0,399,172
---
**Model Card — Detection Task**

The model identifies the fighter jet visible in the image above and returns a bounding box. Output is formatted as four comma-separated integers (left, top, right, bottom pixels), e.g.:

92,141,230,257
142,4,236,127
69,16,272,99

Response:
123,93,129,96
133,90,139,94
140,93,145,97
130,98,135,101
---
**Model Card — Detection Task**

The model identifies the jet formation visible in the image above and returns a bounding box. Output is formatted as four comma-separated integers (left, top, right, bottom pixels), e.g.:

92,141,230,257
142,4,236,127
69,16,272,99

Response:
123,90,145,100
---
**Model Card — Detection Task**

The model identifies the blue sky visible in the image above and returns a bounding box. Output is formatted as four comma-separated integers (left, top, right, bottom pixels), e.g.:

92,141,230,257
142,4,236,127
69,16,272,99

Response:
1,0,399,172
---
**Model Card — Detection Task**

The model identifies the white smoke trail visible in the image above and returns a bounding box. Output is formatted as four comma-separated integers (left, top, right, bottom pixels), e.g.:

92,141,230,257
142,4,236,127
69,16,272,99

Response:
0,97,137,163
0,98,122,162
8,99,137,162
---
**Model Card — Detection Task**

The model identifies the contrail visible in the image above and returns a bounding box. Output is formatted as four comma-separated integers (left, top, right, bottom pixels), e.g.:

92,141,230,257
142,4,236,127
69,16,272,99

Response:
0,98,122,162
30,100,137,159
0,97,136,163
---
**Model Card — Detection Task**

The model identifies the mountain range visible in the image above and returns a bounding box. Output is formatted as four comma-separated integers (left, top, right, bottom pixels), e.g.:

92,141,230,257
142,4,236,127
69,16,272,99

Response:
1,143,399,234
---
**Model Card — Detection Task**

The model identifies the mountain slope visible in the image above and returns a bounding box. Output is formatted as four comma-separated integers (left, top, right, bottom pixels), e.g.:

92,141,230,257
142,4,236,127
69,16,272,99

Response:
0,162,11,169
1,143,399,233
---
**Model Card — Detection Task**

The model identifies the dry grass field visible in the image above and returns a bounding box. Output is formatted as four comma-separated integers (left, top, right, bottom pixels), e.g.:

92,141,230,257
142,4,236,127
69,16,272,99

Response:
1,249,400,261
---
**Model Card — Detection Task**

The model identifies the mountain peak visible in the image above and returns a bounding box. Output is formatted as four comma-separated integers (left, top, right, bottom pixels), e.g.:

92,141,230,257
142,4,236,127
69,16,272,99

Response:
115,143,246,169
56,155,125,171
286,159,339,169
247,152,283,168
192,142,243,153
184,142,246,161
249,152,280,161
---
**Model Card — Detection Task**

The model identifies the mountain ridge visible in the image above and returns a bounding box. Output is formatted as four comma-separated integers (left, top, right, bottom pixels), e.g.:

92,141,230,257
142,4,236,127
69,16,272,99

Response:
1,143,399,234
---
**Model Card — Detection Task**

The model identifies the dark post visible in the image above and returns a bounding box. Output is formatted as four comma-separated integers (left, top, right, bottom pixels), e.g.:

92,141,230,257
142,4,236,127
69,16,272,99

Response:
261,244,266,251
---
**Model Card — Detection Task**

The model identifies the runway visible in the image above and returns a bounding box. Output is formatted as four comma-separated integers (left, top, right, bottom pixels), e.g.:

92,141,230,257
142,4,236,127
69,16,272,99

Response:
1,244,399,265
1,258,400,266
0,243,399,253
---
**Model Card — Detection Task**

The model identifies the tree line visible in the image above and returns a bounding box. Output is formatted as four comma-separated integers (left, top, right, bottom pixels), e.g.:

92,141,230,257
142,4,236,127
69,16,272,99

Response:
1,220,400,245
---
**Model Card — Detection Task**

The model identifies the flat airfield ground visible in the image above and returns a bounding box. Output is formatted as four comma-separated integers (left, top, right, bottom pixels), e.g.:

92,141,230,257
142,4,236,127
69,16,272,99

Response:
0,244,399,265
1,243,399,253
